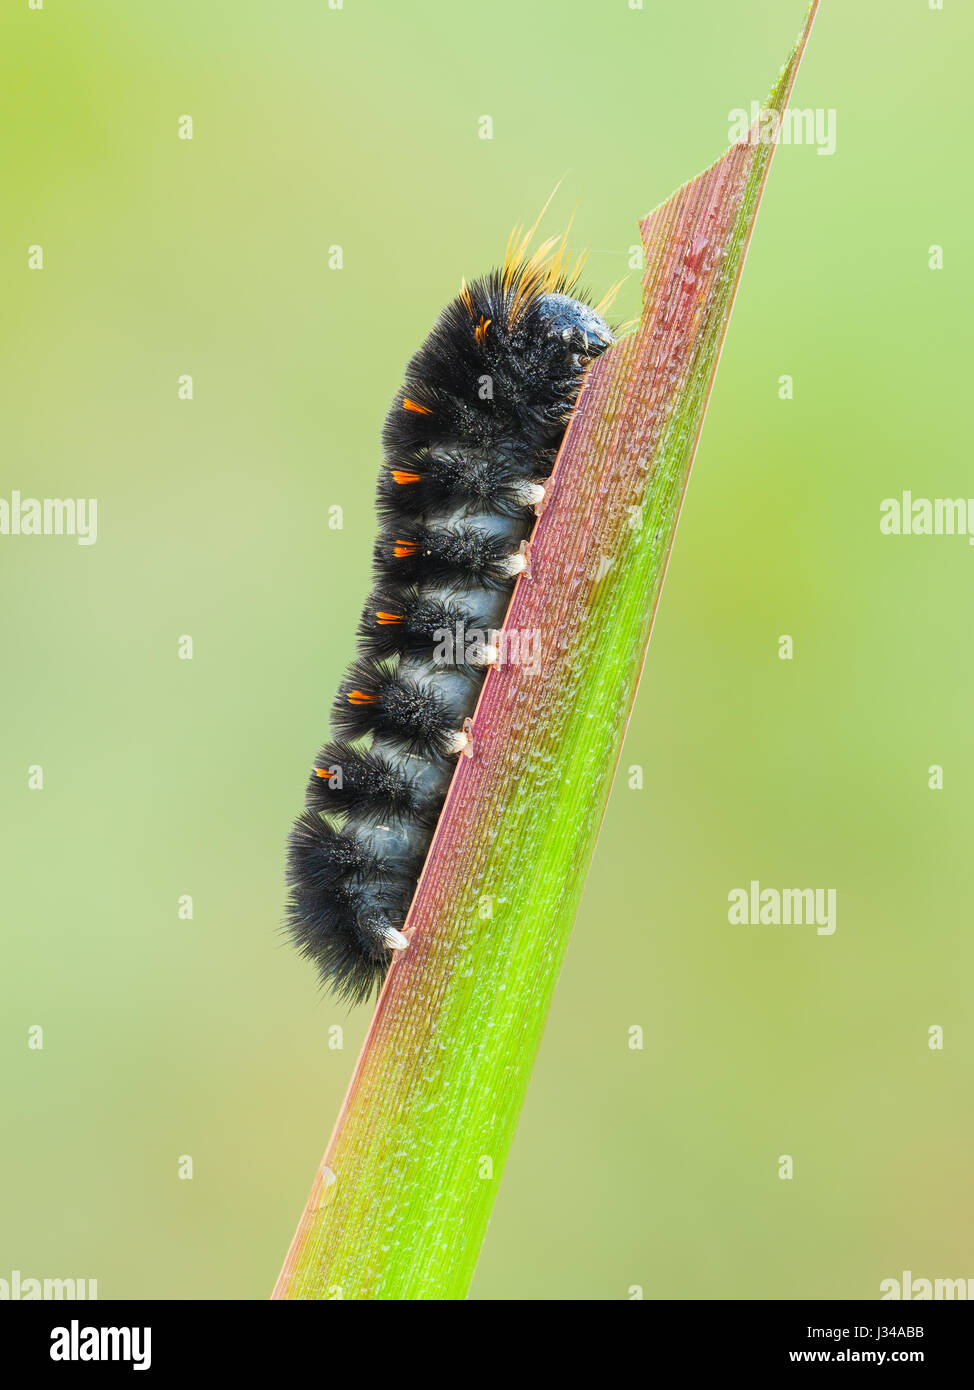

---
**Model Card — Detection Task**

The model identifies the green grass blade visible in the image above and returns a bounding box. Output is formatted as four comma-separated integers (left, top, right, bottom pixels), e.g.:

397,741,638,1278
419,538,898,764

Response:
274,0,820,1301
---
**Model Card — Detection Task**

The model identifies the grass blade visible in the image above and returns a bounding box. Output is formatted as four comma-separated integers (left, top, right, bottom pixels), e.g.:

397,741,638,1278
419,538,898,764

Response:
274,0,820,1301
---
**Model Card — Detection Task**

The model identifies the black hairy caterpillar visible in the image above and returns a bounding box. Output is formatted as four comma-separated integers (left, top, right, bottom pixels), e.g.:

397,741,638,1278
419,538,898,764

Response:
285,229,615,1002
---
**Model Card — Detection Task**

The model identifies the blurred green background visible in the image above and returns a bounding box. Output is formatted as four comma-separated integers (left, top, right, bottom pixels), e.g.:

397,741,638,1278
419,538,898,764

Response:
2,0,971,1300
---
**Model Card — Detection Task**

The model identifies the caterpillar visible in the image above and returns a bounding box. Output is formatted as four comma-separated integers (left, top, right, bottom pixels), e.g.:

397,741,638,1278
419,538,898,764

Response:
285,228,615,1002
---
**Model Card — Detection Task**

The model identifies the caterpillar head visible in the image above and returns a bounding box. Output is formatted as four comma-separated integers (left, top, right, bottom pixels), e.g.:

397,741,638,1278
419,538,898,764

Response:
531,292,615,365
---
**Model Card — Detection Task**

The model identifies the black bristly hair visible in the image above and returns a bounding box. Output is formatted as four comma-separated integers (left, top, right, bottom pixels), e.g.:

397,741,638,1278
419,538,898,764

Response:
284,231,615,1003
357,586,490,667
331,657,468,756
377,447,542,522
373,520,518,589
305,740,437,828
